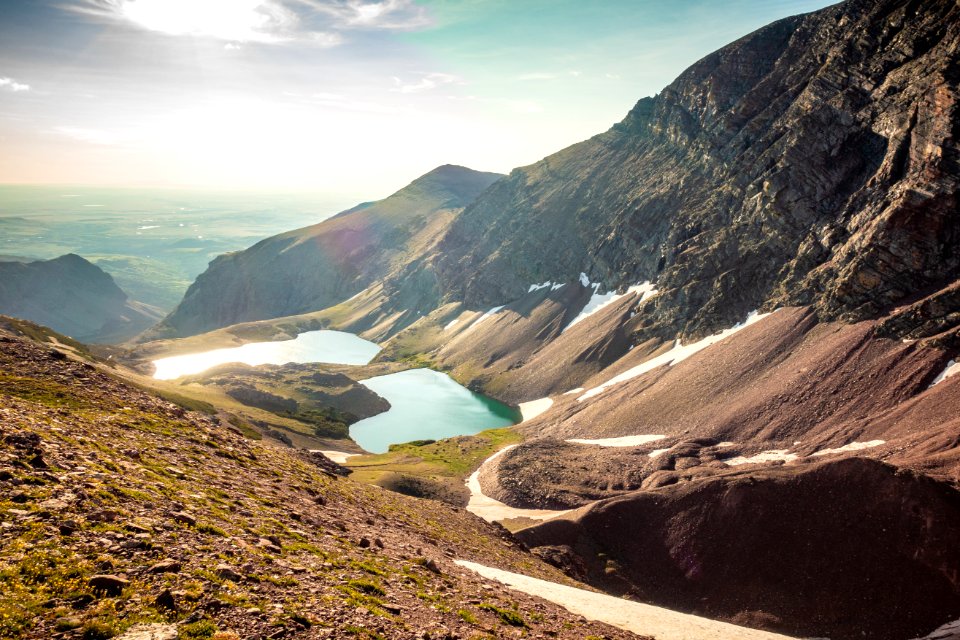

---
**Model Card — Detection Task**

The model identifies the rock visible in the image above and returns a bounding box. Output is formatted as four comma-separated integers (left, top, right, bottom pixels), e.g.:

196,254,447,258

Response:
170,511,196,526
215,564,243,582
54,616,82,630
113,623,178,640
257,537,282,554
88,574,129,596
154,589,177,611
147,558,181,574
358,537,371,549
4,431,41,450
421,558,441,574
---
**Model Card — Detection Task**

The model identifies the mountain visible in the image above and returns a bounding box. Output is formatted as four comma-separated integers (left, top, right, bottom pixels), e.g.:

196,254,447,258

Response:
0,254,162,344
408,0,959,343
153,165,503,339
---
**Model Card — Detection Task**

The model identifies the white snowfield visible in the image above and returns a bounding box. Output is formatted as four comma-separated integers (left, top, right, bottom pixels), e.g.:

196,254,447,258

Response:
724,449,799,466
465,445,570,523
566,434,666,447
454,560,798,640
564,280,659,333
312,450,357,464
930,360,960,388
518,397,554,422
579,310,773,401
811,440,885,456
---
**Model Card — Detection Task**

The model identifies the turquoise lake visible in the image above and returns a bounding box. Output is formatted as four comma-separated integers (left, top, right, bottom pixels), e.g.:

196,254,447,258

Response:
350,368,520,453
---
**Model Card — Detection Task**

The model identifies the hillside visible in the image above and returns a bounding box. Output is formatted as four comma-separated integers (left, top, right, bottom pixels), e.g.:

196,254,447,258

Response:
0,254,162,344
0,325,640,640
153,166,503,339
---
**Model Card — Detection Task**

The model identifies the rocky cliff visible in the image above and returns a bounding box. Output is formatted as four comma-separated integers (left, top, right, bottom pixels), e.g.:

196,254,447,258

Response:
153,165,502,339
0,254,162,344
410,0,959,344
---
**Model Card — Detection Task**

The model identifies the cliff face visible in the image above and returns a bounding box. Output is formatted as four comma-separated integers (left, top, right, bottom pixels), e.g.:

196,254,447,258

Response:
415,0,959,342
0,254,161,344
154,165,502,339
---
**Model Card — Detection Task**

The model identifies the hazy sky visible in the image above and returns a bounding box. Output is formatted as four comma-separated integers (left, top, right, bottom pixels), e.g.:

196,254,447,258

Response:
0,0,833,199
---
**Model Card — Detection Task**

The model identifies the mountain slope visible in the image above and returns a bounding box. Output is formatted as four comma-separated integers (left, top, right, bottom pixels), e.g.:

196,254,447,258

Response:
154,165,502,339
0,254,162,344
0,325,640,640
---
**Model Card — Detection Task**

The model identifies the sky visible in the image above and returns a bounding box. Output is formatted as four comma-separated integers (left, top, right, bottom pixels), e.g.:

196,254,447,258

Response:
0,0,834,200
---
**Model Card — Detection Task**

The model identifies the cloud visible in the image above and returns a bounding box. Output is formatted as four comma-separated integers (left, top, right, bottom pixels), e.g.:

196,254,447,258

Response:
60,0,430,43
516,72,558,81
393,72,462,94
291,0,431,30
0,77,30,92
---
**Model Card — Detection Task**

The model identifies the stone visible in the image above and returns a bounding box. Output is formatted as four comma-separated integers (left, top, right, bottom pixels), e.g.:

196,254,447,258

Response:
147,558,181,574
113,623,178,640
170,511,196,526
88,574,129,596
215,563,243,582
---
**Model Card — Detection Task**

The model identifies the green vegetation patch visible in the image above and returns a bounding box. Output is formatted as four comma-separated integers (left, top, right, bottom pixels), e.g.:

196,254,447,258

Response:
0,373,94,409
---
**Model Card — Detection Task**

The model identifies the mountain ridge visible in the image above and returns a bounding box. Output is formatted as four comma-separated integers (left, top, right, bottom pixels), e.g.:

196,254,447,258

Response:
0,253,162,344
151,164,503,339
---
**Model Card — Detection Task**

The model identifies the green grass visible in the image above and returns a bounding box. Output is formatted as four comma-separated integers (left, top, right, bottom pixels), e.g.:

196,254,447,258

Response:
478,603,527,628
347,427,522,489
0,316,92,358
0,373,94,409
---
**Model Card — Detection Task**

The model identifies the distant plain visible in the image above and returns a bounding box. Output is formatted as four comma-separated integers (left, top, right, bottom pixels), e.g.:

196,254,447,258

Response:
0,185,348,310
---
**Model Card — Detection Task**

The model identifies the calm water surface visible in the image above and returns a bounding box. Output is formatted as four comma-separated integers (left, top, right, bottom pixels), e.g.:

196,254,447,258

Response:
351,368,520,453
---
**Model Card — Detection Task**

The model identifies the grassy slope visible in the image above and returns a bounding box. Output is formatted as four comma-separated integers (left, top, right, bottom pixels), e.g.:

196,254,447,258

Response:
346,429,522,505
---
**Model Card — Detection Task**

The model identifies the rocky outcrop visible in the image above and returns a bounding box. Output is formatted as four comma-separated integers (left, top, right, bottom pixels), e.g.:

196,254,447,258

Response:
517,458,960,640
153,165,502,339
0,254,162,344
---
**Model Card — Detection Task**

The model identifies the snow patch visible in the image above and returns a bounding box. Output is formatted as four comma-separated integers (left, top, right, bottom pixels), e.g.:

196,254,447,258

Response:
311,450,357,464
465,446,570,522
724,449,798,466
579,310,772,401
648,448,671,458
454,561,796,640
563,387,584,395
566,435,666,447
579,272,591,287
912,618,960,640
811,440,885,457
563,281,658,333
443,318,459,331
466,305,505,330
518,398,553,422
527,281,567,292
930,360,960,388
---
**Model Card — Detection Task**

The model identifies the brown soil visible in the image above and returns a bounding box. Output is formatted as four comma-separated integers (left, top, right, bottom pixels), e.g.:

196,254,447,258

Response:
517,457,960,640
